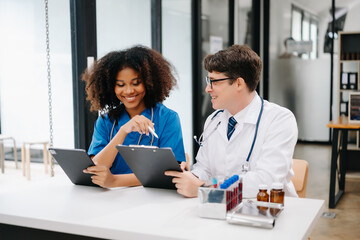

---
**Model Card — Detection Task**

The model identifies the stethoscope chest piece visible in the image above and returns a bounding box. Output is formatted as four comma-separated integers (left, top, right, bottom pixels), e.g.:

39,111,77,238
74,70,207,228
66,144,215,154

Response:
241,162,249,173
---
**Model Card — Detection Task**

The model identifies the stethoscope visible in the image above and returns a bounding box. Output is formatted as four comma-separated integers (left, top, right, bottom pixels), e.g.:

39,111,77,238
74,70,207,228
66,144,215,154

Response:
194,97,264,173
110,107,155,146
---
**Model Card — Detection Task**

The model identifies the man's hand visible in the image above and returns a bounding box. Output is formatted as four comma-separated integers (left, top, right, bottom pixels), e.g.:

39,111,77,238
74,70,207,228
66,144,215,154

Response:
83,165,116,188
165,168,204,198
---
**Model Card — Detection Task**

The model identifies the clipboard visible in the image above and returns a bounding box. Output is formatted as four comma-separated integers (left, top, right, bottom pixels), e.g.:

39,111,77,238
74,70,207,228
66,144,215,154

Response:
115,145,182,189
48,148,99,187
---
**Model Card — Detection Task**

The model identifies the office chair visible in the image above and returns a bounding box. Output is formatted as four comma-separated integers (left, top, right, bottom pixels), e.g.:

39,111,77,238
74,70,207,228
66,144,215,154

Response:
291,159,309,198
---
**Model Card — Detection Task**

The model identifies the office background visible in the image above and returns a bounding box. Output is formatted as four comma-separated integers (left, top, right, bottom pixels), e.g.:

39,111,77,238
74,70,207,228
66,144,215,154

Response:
0,0,359,161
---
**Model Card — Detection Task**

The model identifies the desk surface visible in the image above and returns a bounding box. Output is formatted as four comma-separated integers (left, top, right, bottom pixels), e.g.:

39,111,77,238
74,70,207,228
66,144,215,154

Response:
0,176,324,240
327,116,360,129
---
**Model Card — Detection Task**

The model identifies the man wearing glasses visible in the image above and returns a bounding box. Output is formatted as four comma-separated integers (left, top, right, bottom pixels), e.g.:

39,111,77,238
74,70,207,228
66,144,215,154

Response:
166,45,298,198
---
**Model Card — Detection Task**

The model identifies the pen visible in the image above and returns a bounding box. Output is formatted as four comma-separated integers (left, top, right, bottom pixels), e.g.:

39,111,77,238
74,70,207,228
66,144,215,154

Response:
148,126,159,138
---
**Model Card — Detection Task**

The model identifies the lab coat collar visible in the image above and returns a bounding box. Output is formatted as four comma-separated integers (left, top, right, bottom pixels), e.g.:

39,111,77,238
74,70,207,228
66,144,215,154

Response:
241,92,262,125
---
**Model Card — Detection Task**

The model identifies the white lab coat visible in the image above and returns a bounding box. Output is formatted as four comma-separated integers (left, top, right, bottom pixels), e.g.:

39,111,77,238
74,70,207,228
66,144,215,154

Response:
192,93,298,198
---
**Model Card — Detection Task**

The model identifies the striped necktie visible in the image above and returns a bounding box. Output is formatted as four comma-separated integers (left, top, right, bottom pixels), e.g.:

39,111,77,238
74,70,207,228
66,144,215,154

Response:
227,116,237,140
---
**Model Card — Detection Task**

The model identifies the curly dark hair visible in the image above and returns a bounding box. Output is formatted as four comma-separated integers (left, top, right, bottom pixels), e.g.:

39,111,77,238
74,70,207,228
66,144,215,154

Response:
82,45,177,120
203,45,262,92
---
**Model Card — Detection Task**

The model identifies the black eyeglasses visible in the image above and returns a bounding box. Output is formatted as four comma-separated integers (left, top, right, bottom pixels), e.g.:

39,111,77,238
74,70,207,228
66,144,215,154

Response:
205,76,233,88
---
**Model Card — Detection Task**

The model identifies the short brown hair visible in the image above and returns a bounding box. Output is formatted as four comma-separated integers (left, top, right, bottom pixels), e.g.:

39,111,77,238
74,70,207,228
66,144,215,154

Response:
203,45,262,91
82,45,176,120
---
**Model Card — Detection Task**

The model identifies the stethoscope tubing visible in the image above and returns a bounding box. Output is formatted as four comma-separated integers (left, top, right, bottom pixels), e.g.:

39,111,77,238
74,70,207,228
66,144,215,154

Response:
110,107,155,146
194,96,264,164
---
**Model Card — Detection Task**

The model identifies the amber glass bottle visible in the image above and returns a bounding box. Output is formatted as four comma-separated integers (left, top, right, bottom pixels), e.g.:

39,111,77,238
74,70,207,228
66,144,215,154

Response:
257,184,269,211
270,182,284,216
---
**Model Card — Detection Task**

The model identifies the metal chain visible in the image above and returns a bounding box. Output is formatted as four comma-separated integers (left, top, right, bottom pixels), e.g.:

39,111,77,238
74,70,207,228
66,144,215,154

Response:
45,0,54,177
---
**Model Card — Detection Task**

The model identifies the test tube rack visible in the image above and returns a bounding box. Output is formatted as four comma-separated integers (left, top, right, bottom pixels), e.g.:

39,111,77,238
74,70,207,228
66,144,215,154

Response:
198,175,242,219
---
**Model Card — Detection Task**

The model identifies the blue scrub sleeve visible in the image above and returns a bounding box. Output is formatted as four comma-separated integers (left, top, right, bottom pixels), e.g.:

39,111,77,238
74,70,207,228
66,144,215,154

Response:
88,116,111,157
158,111,186,162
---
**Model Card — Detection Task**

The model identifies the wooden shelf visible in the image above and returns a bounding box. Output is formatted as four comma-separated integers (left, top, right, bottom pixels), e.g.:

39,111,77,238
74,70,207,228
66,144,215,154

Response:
348,145,360,151
340,89,358,92
337,32,360,151
340,60,360,63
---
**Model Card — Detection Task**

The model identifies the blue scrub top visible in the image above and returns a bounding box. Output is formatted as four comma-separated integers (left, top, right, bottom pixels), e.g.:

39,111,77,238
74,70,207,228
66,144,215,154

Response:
88,103,186,174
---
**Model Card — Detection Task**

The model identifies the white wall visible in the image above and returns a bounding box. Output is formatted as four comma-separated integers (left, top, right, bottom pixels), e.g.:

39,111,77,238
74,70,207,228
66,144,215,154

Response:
270,59,331,141
269,0,332,141
342,1,360,31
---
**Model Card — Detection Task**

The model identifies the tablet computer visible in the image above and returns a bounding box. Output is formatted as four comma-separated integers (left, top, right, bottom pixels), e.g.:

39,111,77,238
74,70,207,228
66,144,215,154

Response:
115,145,182,189
48,148,98,187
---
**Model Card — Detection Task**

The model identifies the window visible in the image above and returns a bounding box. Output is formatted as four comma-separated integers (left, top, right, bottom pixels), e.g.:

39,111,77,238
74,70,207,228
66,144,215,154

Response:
96,0,151,57
0,0,74,150
291,5,318,59
162,0,193,159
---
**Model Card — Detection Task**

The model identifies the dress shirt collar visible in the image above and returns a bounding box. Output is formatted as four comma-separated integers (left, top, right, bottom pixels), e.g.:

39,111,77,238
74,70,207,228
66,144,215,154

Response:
224,92,261,125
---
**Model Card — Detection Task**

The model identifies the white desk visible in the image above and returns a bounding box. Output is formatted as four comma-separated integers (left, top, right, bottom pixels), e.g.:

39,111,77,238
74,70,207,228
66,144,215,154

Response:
0,176,324,240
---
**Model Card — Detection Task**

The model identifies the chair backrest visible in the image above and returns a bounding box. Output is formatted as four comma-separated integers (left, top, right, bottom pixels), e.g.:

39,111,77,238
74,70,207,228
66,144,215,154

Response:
291,159,309,198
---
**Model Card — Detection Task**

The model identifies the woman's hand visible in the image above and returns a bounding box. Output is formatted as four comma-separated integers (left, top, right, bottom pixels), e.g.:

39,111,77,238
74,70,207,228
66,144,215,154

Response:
83,165,116,188
180,161,190,171
120,115,154,135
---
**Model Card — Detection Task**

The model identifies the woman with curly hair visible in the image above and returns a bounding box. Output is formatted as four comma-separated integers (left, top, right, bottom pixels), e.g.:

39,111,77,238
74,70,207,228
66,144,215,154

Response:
82,45,185,188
